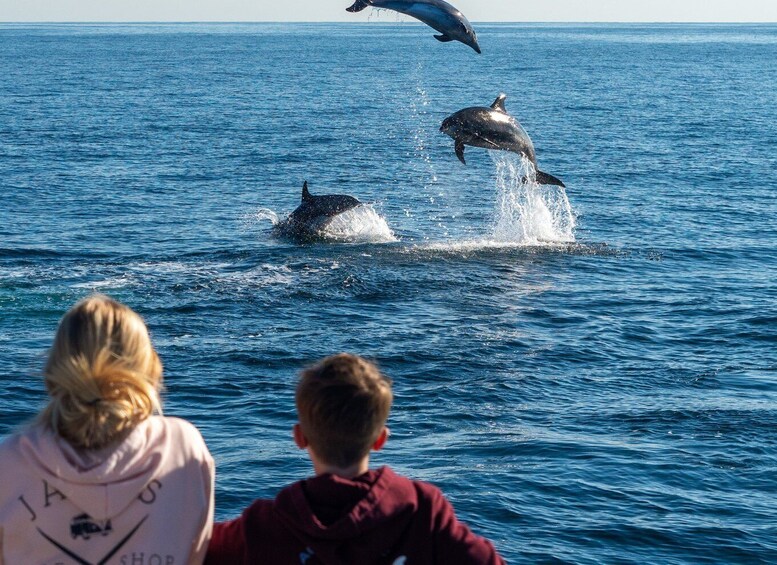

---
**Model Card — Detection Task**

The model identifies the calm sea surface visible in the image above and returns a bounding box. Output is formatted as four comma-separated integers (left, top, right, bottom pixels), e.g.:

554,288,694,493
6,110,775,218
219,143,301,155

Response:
1,22,776,563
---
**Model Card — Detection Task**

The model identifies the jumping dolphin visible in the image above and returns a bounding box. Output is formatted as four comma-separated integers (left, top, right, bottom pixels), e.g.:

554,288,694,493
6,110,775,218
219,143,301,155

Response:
346,0,481,54
275,181,363,241
440,94,565,187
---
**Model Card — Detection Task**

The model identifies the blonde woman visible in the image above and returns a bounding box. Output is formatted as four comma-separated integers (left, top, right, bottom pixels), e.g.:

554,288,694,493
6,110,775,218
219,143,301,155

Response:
0,294,214,565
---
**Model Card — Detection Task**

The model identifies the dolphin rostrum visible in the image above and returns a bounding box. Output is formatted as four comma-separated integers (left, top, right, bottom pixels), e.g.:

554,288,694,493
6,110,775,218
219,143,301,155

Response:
275,181,363,241
346,0,481,54
440,94,565,187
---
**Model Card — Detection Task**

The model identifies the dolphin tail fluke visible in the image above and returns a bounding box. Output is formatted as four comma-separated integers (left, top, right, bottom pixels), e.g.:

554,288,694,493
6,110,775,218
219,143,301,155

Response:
346,0,372,12
302,181,312,201
455,141,466,165
535,170,566,187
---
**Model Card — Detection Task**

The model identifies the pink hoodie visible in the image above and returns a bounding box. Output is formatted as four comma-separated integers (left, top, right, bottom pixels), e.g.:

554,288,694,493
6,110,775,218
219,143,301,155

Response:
0,416,214,565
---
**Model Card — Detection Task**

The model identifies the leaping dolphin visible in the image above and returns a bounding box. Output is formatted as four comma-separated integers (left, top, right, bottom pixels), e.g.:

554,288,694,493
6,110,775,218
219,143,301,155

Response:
346,0,481,54
440,94,565,187
275,181,363,241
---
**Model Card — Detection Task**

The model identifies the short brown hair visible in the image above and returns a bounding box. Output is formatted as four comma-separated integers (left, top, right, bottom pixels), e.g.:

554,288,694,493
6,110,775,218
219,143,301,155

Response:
296,353,392,468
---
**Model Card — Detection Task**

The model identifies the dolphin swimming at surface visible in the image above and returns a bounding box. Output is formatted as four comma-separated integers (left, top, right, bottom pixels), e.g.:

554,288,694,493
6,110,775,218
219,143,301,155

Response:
346,0,481,54
440,94,566,187
275,181,363,241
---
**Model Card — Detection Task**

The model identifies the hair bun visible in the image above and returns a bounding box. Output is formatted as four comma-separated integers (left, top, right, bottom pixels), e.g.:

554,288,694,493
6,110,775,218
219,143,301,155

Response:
40,295,163,450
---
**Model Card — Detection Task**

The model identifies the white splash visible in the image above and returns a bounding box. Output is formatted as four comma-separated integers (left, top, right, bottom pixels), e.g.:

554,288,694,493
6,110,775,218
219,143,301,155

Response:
321,205,397,244
408,68,441,222
70,276,137,290
489,153,575,244
247,208,280,226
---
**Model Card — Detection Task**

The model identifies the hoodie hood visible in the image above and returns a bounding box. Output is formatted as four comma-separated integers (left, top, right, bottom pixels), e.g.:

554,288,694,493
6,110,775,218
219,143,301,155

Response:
18,417,168,521
274,467,417,560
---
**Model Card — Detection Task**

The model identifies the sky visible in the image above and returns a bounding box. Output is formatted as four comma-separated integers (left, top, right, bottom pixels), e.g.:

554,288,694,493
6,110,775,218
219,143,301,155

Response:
1,0,776,23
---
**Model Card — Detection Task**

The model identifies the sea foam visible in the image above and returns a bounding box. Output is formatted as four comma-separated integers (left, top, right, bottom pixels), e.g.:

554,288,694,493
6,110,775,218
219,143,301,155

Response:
490,153,576,244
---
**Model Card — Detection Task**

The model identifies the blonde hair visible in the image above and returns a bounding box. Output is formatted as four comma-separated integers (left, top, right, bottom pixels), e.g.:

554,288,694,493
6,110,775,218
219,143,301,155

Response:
39,294,163,450
296,353,392,468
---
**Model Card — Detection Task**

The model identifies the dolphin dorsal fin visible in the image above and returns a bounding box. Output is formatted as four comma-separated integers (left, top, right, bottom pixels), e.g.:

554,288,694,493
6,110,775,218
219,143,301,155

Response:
302,181,311,202
491,93,508,113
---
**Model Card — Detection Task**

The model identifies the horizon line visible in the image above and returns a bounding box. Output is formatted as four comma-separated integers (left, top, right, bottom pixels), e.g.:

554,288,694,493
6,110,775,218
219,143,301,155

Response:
2,20,776,25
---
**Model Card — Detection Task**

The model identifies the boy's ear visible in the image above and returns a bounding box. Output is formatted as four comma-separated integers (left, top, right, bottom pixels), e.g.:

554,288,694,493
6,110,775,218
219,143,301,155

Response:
372,427,390,452
293,424,308,449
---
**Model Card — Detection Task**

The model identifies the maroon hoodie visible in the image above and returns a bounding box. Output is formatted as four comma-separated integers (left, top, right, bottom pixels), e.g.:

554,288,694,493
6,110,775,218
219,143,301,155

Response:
206,466,504,564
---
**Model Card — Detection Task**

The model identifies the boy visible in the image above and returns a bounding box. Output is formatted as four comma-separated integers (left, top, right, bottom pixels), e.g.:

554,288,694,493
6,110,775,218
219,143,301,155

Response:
206,353,505,564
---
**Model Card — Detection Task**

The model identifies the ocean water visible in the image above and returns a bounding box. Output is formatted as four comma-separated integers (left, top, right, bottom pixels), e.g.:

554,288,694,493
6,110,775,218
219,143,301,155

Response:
1,22,776,563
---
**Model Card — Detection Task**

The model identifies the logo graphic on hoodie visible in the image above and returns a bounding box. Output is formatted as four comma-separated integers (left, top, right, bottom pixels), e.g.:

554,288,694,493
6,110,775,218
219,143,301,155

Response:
70,513,114,540
38,515,148,565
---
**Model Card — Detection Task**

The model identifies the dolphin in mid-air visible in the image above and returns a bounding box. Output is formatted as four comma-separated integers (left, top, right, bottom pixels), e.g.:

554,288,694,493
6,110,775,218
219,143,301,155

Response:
346,0,481,54
275,181,363,241
440,94,565,187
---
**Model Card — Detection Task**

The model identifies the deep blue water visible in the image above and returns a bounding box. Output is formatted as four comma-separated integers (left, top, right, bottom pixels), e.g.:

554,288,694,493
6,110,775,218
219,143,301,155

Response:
1,22,776,563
